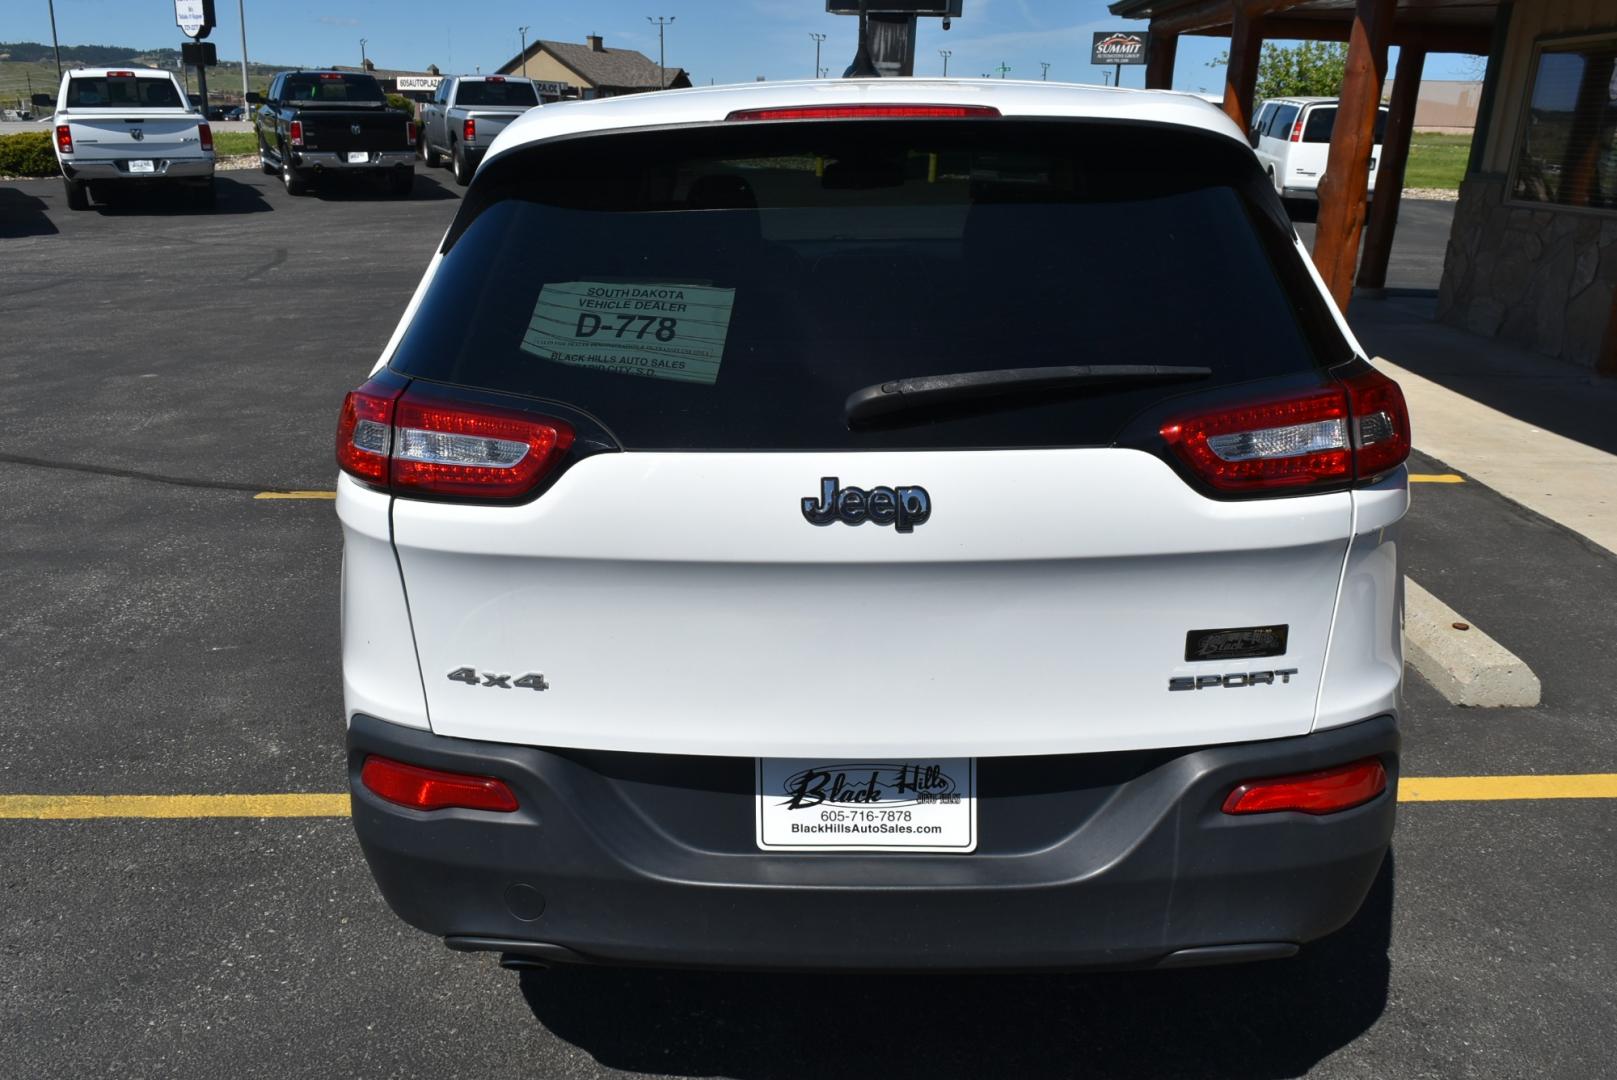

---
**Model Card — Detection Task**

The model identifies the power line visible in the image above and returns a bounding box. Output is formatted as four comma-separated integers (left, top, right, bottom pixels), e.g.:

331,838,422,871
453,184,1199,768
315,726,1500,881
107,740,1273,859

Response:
938,49,951,77
810,33,826,80
646,16,675,89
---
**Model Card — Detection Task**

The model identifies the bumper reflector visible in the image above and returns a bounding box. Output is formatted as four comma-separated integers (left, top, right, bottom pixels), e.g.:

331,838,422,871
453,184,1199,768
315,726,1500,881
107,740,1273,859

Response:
1222,758,1387,816
361,756,519,813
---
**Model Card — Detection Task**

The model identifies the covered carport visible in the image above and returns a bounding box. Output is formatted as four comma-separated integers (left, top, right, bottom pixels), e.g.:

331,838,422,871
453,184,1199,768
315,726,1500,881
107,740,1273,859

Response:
1111,0,1495,313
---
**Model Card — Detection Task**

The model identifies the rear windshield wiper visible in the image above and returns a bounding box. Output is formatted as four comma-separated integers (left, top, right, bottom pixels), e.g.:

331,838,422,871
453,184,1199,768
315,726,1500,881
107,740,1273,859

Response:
844,365,1214,424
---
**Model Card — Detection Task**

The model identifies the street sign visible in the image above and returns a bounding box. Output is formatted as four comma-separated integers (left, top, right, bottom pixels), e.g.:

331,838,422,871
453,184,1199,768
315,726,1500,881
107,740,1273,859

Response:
175,0,216,40
1091,31,1149,66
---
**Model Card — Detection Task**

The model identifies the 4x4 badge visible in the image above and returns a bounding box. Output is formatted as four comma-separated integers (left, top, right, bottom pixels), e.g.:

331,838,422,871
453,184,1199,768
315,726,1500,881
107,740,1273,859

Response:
801,477,931,533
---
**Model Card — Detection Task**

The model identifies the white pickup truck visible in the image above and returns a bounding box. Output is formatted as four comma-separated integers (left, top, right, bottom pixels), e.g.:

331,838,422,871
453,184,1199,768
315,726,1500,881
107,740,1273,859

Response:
417,75,541,186
52,67,215,211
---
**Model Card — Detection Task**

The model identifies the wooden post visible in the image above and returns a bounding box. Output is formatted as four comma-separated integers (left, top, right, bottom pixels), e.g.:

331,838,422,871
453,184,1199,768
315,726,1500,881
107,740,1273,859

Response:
1357,45,1425,290
1221,6,1263,134
1312,0,1396,311
1146,32,1178,90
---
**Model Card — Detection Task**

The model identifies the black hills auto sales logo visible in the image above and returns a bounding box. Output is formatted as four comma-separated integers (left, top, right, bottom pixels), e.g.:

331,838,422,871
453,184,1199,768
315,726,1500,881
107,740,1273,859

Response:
1091,31,1149,66
777,763,961,811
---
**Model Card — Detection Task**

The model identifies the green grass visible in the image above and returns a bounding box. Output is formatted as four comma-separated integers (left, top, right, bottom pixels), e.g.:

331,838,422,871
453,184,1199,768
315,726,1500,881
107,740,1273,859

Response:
211,131,256,157
1404,132,1472,191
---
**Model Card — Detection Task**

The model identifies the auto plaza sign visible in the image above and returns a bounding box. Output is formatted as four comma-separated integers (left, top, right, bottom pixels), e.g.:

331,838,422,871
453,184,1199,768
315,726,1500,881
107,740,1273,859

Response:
1091,31,1149,66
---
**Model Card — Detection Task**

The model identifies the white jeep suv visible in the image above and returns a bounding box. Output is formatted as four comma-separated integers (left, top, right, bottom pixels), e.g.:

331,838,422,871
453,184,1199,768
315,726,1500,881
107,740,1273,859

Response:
337,80,1410,972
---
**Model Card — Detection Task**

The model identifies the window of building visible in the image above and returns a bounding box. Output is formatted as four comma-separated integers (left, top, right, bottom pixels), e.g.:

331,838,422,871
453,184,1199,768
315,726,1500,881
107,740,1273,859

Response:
1513,35,1617,210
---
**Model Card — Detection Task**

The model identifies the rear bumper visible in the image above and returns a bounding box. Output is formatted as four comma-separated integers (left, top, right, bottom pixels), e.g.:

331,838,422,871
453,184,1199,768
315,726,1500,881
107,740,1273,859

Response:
61,157,213,180
293,150,414,170
348,713,1398,972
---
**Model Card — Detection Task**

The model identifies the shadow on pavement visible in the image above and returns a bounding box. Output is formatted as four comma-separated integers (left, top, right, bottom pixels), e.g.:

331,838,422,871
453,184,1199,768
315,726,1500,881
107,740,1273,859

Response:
0,183,59,237
517,854,1394,1079
91,175,272,216
1351,294,1617,456
304,170,460,202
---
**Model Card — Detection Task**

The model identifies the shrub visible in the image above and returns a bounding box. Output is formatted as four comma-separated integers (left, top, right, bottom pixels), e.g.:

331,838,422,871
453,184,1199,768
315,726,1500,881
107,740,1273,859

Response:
386,93,416,118
0,131,58,177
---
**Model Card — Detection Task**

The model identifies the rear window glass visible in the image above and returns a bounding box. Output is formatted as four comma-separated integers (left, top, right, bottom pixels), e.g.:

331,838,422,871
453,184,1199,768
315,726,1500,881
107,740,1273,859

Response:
1268,104,1299,138
66,77,182,108
391,120,1341,451
1302,106,1390,144
280,74,384,103
456,80,540,107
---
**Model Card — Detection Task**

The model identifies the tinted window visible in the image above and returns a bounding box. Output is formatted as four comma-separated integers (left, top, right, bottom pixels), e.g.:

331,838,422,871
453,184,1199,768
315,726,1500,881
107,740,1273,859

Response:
280,74,384,103
1513,38,1617,208
1302,105,1389,144
1251,102,1275,138
1267,104,1299,139
66,76,182,108
456,80,540,107
392,121,1341,451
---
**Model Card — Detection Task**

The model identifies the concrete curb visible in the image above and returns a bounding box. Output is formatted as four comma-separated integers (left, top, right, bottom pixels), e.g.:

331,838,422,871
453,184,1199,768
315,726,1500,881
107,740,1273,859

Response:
1405,577,1541,708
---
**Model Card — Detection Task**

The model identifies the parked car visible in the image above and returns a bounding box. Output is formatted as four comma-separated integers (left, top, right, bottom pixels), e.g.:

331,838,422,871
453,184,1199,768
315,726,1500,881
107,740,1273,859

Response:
1251,96,1389,199
417,74,541,186
50,67,215,211
225,106,245,121
250,71,415,196
337,80,1410,974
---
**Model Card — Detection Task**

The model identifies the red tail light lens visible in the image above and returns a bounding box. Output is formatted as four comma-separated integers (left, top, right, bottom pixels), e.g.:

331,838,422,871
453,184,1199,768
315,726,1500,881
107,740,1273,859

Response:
726,104,1002,121
361,756,519,812
391,393,574,498
1161,370,1410,494
289,120,304,147
55,124,73,153
463,117,476,141
486,76,506,83
1290,115,1305,142
1342,368,1411,479
406,120,417,145
1222,758,1387,815
1161,390,1351,492
198,121,213,152
336,383,574,501
108,71,135,78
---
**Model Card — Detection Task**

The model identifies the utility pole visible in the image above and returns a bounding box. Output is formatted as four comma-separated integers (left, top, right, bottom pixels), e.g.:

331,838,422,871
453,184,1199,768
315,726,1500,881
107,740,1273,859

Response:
646,16,674,89
995,61,1010,79
519,26,530,77
810,32,826,79
360,38,368,71
1040,61,1050,81
938,49,950,76
47,0,63,80
239,0,251,105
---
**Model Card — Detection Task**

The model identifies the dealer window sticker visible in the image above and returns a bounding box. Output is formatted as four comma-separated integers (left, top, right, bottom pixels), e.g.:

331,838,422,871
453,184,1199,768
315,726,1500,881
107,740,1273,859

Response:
521,281,737,385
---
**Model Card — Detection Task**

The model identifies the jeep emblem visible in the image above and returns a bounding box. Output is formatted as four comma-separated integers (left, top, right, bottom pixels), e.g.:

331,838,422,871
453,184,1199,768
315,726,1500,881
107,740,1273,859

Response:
801,477,931,533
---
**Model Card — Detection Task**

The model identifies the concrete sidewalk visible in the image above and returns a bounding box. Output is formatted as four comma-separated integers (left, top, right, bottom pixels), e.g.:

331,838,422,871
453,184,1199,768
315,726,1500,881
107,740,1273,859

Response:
1352,294,1617,556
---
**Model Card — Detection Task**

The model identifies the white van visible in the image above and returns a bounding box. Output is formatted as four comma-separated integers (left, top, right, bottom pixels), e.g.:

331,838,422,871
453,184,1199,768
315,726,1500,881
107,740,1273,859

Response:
1251,96,1387,200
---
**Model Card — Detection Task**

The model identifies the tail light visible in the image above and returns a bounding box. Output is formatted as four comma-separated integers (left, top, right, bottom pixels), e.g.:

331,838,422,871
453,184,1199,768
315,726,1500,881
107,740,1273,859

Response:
1160,368,1409,494
406,119,417,144
463,117,476,141
1222,758,1387,815
289,119,304,147
336,381,574,501
361,756,519,812
486,76,506,83
1290,114,1305,141
198,121,213,152
108,71,135,78
727,104,1001,121
55,125,73,153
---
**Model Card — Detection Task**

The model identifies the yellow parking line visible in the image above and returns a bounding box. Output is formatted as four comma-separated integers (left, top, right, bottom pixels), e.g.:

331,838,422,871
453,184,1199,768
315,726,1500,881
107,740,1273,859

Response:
253,490,336,500
1409,473,1465,484
1398,774,1617,802
3,776,1616,819
0,794,350,819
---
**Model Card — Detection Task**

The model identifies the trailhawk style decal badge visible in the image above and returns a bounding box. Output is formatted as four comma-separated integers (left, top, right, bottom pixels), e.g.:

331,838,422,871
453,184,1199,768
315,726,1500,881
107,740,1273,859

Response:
756,759,977,852
801,478,931,532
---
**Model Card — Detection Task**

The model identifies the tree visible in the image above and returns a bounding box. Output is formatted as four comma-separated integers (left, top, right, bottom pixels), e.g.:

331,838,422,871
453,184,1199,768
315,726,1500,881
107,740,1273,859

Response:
1207,41,1349,99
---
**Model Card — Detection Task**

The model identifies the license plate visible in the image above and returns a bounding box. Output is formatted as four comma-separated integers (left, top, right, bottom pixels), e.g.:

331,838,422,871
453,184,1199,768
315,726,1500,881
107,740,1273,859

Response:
128,159,155,174
755,758,976,852
346,151,369,164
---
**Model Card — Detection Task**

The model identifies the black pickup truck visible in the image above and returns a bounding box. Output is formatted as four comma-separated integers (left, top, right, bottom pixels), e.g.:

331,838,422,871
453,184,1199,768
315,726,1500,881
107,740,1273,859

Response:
250,71,415,196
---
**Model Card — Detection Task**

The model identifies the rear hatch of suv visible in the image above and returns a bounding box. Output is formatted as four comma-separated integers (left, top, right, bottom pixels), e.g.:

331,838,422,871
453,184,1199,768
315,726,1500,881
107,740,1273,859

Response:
363,112,1396,758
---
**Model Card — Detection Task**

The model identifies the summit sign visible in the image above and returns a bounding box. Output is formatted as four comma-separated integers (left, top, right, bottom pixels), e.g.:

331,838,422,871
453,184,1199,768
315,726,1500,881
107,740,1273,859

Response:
1091,31,1149,66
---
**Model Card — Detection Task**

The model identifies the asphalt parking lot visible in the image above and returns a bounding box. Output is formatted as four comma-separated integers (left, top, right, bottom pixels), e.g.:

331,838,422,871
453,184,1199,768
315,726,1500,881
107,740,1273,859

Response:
2,168,1614,1079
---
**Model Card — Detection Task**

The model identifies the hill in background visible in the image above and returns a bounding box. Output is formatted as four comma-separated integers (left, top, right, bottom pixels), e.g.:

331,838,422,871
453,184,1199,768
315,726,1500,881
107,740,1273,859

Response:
1,41,294,110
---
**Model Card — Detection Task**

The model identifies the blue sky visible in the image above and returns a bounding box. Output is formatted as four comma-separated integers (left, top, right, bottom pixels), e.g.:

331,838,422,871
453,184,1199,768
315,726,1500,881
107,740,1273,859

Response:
12,0,1480,89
